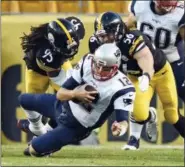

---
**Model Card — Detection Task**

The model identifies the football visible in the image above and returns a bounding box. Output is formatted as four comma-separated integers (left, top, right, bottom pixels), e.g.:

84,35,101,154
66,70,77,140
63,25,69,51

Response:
84,84,99,103
72,84,99,103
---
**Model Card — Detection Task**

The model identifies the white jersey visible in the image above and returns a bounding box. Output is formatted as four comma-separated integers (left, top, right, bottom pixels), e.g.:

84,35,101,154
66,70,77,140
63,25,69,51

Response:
129,0,185,63
68,54,135,128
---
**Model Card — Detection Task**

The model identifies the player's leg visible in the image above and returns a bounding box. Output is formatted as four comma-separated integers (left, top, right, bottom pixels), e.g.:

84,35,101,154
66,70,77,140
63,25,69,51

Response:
170,47,185,102
18,69,50,134
156,62,185,138
29,124,90,157
123,75,155,150
18,93,57,136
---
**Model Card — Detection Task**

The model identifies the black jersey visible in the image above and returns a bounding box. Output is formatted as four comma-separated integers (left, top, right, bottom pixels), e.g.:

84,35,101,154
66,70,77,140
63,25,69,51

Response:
89,29,167,76
88,34,102,54
23,40,65,76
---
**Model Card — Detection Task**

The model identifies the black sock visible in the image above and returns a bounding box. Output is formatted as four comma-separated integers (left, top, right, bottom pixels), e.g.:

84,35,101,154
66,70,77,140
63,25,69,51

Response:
173,114,185,138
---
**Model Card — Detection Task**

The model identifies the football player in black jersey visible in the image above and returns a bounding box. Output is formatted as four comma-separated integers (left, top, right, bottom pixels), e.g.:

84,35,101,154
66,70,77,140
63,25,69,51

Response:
89,12,185,150
17,17,85,136
126,0,185,103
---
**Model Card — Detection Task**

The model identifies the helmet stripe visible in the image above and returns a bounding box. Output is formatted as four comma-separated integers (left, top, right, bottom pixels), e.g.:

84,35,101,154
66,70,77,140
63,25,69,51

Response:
55,19,72,44
97,12,105,31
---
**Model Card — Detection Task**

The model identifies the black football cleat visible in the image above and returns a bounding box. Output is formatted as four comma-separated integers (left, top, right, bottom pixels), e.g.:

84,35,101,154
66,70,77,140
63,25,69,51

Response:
23,147,31,156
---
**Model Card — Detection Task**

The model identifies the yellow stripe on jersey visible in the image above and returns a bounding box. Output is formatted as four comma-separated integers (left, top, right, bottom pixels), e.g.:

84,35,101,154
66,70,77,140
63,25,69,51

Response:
55,19,72,44
129,36,143,56
97,12,105,31
36,58,57,72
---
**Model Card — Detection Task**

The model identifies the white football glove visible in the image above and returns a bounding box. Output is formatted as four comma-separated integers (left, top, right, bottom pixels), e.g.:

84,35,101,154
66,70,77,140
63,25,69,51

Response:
138,74,150,92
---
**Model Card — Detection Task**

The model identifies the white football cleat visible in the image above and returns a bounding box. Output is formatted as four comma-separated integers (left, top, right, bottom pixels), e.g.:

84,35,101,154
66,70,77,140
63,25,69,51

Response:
121,136,140,150
29,123,47,136
145,107,158,142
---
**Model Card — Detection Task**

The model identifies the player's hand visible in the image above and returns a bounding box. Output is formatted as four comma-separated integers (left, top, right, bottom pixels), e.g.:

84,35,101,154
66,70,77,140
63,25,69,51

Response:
138,74,150,92
111,121,128,137
73,88,98,104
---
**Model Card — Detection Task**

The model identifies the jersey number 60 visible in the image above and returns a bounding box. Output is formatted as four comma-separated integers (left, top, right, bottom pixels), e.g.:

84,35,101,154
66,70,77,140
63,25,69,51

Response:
140,22,171,49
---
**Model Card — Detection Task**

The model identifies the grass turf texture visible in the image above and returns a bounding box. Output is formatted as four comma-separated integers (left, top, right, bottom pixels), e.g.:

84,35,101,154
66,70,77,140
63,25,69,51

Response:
1,143,184,166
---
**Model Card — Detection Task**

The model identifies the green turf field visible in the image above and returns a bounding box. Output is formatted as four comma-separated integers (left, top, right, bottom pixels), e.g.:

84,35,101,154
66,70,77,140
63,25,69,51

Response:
1,143,184,166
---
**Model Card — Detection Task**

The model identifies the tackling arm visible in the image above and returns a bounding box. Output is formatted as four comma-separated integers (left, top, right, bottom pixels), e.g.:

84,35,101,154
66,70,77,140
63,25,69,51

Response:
133,46,155,80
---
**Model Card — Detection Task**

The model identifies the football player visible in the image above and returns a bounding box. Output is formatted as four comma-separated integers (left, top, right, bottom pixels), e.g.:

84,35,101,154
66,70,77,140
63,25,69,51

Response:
88,12,185,150
18,43,136,157
126,0,185,102
17,17,85,136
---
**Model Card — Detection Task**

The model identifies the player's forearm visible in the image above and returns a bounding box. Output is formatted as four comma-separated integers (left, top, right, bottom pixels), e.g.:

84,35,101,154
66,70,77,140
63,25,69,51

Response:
134,48,154,79
56,88,75,101
139,56,154,79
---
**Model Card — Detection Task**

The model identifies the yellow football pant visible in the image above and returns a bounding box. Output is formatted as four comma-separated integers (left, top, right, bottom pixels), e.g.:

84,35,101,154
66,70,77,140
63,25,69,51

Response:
128,62,179,124
25,61,72,93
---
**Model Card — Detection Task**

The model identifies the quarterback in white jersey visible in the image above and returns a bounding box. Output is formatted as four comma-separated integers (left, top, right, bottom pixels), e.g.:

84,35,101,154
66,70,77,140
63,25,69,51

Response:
18,43,135,157
127,0,185,102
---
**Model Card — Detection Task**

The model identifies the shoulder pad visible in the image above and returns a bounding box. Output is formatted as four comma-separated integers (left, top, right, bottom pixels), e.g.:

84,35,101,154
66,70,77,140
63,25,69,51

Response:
88,34,101,54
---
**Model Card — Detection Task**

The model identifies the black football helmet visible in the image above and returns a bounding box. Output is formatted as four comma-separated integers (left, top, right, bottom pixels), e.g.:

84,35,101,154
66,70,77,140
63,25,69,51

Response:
47,18,80,60
94,12,126,43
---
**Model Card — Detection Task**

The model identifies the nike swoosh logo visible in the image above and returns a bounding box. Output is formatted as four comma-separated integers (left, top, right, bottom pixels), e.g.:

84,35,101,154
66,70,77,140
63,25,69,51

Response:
177,62,183,66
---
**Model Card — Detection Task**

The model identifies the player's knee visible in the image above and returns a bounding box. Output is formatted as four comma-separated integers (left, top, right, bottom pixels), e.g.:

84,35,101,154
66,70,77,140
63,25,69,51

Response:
133,110,149,122
29,144,46,157
29,145,40,157
164,108,179,124
18,94,34,110
18,94,27,108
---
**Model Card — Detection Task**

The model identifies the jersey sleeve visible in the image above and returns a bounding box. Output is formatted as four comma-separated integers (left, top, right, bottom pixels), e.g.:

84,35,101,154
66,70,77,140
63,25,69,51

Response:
113,87,135,113
61,60,72,71
120,30,146,58
71,55,87,83
88,34,101,54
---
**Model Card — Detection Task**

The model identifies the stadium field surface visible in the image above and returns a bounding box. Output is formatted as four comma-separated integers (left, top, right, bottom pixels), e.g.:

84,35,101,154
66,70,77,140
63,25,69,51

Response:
1,143,184,166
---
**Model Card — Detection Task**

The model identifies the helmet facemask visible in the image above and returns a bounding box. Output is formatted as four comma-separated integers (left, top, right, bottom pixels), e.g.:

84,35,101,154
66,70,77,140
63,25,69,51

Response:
95,23,124,44
155,0,178,13
92,58,119,81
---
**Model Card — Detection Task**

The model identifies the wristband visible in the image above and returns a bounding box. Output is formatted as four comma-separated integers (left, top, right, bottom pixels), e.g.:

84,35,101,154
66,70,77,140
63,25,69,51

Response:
143,72,151,81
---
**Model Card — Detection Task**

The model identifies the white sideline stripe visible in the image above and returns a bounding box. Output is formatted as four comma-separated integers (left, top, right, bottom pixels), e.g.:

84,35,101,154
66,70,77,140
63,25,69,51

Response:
141,145,183,149
76,145,184,149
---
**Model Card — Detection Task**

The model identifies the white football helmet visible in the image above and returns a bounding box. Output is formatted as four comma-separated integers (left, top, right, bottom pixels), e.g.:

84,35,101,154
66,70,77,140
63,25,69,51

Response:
92,43,121,81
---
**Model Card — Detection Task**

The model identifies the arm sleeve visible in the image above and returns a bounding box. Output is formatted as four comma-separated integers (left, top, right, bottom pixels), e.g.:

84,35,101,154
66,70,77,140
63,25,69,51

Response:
89,35,101,54
61,60,72,71
62,76,80,90
129,33,146,57
113,88,135,122
71,55,87,83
